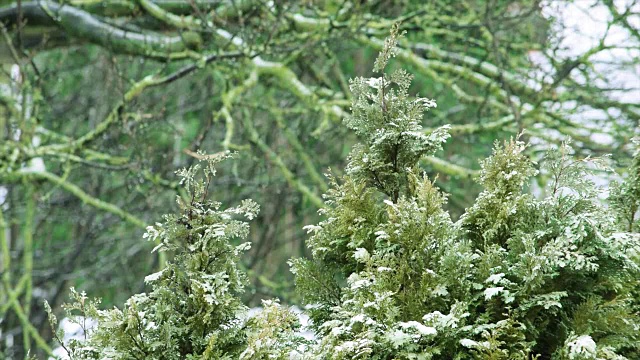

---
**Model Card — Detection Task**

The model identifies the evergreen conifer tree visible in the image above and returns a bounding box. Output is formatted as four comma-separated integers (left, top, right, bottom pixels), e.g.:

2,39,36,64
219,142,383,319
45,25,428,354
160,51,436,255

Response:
46,27,640,360
46,152,305,359
291,26,640,359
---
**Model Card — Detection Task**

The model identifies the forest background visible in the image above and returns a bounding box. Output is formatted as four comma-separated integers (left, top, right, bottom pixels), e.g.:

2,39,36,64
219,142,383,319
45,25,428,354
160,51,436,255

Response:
0,0,638,358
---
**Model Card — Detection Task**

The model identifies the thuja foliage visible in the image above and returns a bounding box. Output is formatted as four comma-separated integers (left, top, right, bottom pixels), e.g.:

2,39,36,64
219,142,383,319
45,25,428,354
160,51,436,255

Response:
610,138,640,233
46,27,639,359
609,137,640,326
45,152,305,359
290,25,640,359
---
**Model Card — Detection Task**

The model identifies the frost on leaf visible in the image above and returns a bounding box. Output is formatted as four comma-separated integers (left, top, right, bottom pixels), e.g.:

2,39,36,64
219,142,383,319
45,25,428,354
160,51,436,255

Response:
143,269,165,283
460,338,481,348
484,287,504,300
353,248,371,263
485,273,505,284
387,329,411,348
398,321,437,336
566,335,597,359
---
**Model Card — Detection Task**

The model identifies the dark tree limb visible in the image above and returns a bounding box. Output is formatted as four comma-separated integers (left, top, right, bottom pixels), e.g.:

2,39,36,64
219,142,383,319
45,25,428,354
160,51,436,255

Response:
0,1,201,59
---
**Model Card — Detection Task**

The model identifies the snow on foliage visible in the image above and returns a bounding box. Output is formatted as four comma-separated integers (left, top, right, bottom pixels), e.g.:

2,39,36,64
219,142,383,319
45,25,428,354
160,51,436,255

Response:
47,27,640,360
566,335,597,359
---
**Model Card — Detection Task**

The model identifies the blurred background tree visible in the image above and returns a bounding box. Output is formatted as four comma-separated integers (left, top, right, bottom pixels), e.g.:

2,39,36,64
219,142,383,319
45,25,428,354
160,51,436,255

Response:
0,0,637,358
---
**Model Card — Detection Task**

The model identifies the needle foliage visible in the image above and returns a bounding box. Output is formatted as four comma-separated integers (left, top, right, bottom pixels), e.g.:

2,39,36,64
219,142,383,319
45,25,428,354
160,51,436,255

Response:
291,26,640,359
47,28,639,360
46,152,306,359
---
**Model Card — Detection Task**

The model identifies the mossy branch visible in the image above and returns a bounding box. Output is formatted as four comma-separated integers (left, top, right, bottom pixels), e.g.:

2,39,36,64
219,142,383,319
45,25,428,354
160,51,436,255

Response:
218,70,259,150
0,274,27,315
422,156,478,179
39,63,241,155
137,0,205,30
0,205,11,286
2,283,54,356
242,116,324,209
273,110,329,193
21,184,35,355
16,170,145,228
0,1,200,59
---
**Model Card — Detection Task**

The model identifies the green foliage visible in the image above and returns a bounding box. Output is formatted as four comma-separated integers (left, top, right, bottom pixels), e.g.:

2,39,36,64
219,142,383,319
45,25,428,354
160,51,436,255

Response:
46,153,303,359
610,137,640,233
241,300,307,359
5,2,639,357
608,137,640,340
344,24,450,203
461,135,538,248
45,29,640,360
291,29,640,359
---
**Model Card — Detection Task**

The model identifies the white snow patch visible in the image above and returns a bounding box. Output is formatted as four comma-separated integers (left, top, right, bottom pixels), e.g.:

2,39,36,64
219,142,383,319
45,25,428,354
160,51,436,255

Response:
485,273,505,284
484,287,504,300
567,335,597,359
353,248,370,262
